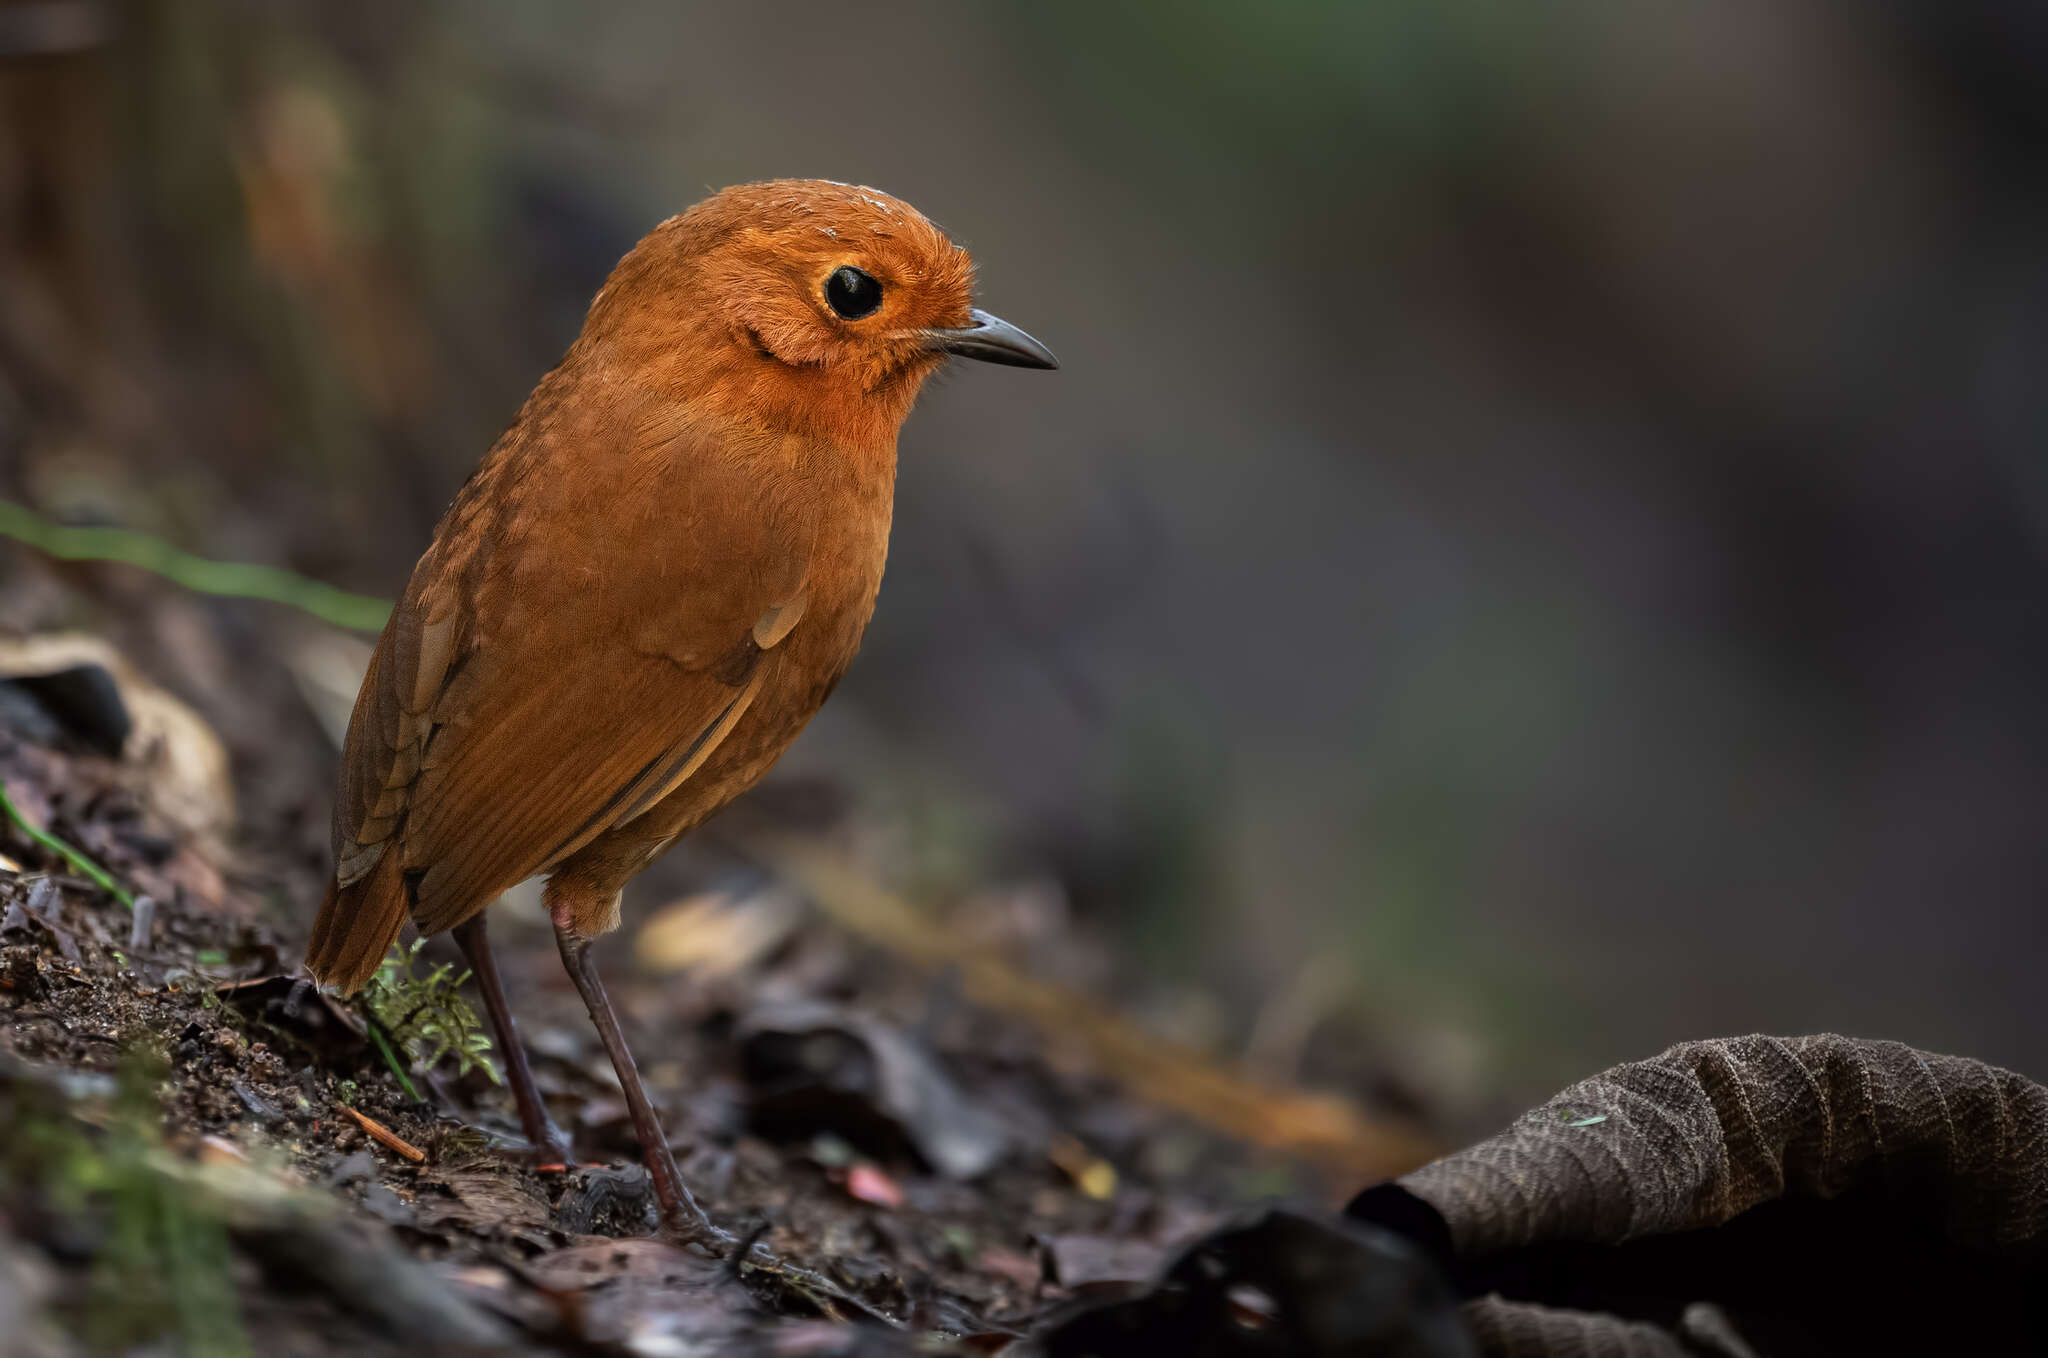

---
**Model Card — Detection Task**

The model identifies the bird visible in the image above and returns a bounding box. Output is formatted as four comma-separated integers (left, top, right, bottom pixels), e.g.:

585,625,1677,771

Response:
303,179,1056,1245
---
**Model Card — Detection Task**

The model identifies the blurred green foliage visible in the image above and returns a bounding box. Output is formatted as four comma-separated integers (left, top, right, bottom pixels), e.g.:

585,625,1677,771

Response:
7,1052,248,1357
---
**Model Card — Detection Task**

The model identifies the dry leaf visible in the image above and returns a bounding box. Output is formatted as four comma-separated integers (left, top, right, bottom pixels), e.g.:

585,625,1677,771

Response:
635,884,806,977
0,633,235,840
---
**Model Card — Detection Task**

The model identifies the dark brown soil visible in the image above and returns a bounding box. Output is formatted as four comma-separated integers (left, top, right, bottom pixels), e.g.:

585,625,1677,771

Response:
0,574,1387,1354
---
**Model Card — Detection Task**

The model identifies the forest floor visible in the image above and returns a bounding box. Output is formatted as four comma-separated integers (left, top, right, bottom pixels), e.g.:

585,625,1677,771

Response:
0,555,1435,1356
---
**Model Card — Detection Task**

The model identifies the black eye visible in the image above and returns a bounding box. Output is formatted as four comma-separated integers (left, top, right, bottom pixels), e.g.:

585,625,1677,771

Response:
825,265,883,320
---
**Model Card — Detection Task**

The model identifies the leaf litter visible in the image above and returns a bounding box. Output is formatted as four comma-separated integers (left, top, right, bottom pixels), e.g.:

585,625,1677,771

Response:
0,591,1438,1354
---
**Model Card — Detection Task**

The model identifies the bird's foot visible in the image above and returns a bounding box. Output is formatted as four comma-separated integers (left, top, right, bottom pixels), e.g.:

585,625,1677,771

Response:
655,1194,732,1256
708,1220,887,1322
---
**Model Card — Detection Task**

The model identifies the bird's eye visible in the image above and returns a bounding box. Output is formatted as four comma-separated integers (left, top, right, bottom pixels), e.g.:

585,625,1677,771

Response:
825,265,883,320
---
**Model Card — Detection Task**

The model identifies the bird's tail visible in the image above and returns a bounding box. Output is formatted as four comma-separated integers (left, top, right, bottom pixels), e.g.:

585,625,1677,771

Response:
304,847,408,994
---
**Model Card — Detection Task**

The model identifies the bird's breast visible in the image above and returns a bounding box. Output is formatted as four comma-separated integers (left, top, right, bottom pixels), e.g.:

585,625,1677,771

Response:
617,432,896,851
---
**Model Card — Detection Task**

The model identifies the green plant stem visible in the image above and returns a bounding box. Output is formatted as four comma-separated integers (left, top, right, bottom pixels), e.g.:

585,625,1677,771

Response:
0,779,135,909
0,499,392,633
364,1019,422,1103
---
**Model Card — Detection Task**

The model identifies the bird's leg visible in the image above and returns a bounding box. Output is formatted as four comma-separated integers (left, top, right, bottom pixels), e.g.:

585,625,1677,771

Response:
451,913,573,1164
552,920,725,1249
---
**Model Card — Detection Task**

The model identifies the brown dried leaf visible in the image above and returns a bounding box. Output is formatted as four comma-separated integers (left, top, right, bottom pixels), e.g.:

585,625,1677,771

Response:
415,1170,549,1232
522,1238,756,1347
1036,1234,1165,1289
635,884,806,977
0,633,236,840
1394,1034,2048,1256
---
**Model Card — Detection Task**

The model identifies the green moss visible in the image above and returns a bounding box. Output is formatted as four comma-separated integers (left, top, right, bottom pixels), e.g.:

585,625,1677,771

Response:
359,938,499,1088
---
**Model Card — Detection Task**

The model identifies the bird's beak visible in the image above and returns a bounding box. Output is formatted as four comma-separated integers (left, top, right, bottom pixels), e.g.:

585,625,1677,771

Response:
923,308,1059,370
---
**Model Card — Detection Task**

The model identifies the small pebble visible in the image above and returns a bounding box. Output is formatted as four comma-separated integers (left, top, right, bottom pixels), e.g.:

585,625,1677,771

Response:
324,1150,377,1188
198,1135,248,1166
128,895,155,950
233,1080,283,1123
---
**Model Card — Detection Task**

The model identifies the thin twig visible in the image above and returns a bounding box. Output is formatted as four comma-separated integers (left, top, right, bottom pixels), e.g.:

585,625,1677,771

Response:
0,780,134,909
0,498,393,633
338,1104,426,1163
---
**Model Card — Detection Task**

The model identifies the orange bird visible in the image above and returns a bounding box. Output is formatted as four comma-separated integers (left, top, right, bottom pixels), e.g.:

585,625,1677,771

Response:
304,180,1055,1243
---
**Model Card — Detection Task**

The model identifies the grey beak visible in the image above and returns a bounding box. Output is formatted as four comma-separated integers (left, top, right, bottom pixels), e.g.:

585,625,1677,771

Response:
925,308,1059,370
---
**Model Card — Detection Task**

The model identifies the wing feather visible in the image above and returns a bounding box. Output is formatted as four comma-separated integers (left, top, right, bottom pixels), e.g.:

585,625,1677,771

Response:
325,372,806,946
323,382,812,946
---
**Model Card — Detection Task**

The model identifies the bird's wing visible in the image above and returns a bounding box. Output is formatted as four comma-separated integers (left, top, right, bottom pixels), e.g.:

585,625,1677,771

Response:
330,398,810,937
398,629,770,934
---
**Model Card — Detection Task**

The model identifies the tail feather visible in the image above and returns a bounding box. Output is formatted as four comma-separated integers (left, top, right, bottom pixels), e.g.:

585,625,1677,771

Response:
304,847,408,994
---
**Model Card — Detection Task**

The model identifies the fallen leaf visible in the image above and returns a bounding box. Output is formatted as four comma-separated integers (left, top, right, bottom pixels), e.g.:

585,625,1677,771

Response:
1033,1209,1470,1357
1048,1134,1117,1200
416,1170,550,1232
522,1238,757,1347
0,634,236,840
197,1135,248,1166
553,1163,657,1237
1036,1234,1166,1288
738,999,1011,1179
976,1246,1045,1294
635,883,806,977
843,1163,904,1209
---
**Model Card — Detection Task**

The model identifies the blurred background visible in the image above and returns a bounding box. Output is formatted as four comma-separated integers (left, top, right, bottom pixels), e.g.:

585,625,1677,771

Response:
0,0,2042,1126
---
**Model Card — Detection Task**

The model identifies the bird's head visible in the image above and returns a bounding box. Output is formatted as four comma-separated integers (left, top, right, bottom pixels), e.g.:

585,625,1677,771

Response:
580,179,1055,443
